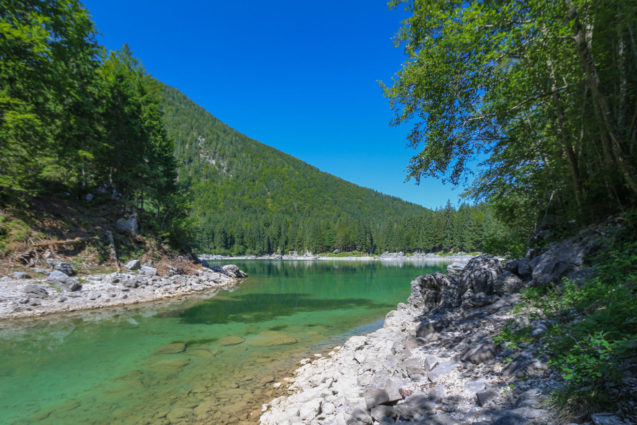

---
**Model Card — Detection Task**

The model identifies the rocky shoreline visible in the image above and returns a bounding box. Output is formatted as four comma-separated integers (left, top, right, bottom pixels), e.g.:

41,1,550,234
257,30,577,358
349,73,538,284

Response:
0,262,247,321
260,225,627,425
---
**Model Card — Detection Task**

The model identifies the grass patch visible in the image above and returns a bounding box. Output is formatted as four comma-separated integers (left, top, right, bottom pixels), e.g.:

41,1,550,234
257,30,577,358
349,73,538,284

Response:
498,212,637,418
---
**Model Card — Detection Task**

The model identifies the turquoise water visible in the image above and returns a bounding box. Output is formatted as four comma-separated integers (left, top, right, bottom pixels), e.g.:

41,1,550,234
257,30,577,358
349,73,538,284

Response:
0,260,447,425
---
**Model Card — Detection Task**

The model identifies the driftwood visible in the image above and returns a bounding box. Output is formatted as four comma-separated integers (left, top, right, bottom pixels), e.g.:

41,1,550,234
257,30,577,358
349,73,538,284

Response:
32,236,100,249
17,236,101,265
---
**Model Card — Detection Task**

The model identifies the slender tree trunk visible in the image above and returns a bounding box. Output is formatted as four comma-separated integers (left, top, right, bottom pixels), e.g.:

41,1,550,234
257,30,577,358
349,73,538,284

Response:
81,163,86,191
546,56,583,208
569,5,637,194
616,6,627,129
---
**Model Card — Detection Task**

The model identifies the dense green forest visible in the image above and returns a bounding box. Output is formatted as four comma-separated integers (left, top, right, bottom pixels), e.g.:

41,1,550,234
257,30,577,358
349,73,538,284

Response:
0,1,190,247
161,85,508,255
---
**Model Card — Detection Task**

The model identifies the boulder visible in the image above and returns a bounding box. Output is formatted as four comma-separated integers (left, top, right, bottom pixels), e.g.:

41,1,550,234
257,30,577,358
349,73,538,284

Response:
408,273,460,310
505,259,532,280
116,211,138,235
461,342,496,364
446,262,466,274
476,389,497,406
370,405,394,422
46,259,75,276
393,392,438,420
211,265,226,275
221,264,247,278
12,272,31,279
46,270,82,291
23,284,49,298
139,266,156,276
591,413,630,425
364,377,404,408
404,357,426,378
460,255,503,295
187,252,202,264
123,277,141,288
125,260,141,271
531,228,602,285
493,271,525,295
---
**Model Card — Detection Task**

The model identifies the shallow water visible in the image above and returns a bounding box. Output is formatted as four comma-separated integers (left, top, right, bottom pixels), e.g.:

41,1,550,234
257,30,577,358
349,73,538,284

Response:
0,260,447,425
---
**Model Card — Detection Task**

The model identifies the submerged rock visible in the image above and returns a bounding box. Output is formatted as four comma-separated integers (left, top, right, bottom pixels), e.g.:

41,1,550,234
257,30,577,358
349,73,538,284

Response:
219,336,245,346
154,343,186,355
249,331,297,347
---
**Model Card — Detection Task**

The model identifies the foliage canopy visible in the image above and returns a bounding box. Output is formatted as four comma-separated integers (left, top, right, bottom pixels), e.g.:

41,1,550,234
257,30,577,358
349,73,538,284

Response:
0,1,189,248
384,0,637,236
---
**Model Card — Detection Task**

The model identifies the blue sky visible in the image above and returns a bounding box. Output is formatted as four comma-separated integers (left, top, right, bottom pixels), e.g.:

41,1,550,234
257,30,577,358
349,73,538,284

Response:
83,0,467,209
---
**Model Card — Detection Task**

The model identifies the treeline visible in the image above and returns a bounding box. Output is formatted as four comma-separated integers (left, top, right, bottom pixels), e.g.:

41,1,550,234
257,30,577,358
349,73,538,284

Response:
160,85,510,255
195,203,507,255
0,1,189,246
384,0,637,244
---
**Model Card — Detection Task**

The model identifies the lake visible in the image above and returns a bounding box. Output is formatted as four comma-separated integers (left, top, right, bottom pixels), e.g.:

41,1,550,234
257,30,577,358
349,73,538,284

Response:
0,260,448,425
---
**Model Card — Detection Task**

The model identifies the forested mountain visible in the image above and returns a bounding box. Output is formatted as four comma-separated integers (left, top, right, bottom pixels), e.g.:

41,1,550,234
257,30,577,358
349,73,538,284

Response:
0,0,506,256
160,85,507,255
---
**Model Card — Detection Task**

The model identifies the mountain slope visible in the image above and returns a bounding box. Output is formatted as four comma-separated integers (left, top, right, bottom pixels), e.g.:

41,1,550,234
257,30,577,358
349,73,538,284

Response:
160,84,501,255
161,85,425,216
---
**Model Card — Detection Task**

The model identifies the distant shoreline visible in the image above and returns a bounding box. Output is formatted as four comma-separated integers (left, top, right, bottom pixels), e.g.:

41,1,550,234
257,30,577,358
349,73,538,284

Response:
199,254,476,263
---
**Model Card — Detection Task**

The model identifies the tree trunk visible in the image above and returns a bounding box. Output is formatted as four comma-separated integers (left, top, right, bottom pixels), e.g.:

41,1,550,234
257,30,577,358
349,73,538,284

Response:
546,55,583,208
569,5,637,195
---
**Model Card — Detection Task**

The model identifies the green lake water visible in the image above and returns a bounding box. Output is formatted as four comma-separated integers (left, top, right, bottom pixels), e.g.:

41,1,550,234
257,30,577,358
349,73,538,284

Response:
0,260,447,425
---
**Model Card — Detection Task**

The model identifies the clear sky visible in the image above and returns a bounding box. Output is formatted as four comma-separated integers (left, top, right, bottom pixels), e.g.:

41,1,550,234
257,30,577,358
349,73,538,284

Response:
82,0,466,209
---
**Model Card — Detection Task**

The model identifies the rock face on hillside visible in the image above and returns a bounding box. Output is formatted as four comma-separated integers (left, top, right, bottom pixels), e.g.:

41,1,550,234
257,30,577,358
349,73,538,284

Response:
528,225,607,286
261,225,615,425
